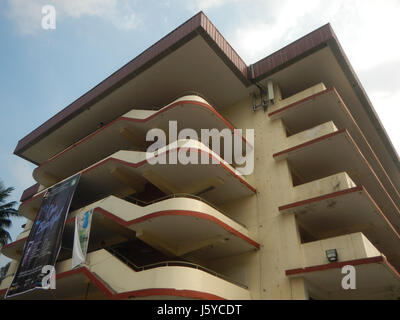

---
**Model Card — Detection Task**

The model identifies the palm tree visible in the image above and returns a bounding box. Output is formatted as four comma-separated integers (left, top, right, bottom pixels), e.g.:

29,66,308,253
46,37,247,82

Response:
0,182,20,248
0,261,11,284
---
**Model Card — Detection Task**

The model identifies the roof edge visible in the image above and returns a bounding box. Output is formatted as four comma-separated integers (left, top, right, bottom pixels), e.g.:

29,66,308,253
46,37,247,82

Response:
14,12,249,158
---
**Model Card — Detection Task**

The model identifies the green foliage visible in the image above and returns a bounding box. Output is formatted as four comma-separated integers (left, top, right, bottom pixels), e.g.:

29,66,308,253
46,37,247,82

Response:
0,181,20,248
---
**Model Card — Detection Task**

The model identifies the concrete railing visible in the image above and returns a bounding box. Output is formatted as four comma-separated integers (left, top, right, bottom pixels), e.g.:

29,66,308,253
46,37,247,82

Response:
286,121,338,150
300,233,382,268
1,249,251,300
292,172,356,203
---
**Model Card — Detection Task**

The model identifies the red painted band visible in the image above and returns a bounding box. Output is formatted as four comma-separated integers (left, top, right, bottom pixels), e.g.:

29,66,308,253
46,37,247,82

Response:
1,266,226,300
22,147,256,208
35,99,252,172
268,88,334,118
279,186,364,211
285,256,385,276
4,207,259,254
273,129,347,158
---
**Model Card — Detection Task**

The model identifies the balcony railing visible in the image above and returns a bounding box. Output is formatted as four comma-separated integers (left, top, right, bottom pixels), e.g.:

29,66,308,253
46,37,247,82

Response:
106,246,248,289
124,192,248,228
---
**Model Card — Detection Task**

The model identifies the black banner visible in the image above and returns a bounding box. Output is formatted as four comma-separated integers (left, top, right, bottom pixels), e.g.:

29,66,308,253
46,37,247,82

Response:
5,174,80,298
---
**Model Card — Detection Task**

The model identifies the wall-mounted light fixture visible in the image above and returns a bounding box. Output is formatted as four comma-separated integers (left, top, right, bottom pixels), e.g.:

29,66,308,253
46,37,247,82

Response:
325,249,338,263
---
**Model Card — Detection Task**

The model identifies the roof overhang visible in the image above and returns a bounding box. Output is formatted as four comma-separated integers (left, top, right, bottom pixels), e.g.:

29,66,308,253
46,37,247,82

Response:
14,13,400,193
14,12,252,165
253,25,400,180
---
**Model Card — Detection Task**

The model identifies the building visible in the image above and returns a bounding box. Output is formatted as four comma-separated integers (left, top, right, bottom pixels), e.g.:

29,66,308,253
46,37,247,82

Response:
1,12,400,300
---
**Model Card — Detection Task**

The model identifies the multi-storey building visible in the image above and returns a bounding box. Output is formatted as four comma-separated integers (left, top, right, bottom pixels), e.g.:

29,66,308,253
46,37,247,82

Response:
1,12,400,300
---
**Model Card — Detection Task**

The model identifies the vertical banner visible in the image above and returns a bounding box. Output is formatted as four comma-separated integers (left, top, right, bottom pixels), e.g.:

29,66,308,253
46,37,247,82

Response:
5,174,81,299
72,209,93,269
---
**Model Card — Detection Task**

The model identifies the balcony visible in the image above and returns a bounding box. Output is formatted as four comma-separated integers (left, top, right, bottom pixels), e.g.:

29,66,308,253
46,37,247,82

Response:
3,195,259,261
273,129,400,233
269,84,400,210
286,233,400,300
279,173,400,270
0,249,251,300
285,121,338,152
19,139,256,221
32,95,251,187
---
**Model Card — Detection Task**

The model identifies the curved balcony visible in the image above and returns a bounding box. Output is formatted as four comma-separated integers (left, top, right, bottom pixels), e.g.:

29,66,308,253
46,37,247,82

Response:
20,139,256,221
0,249,251,300
4,195,259,261
273,129,400,233
33,95,252,187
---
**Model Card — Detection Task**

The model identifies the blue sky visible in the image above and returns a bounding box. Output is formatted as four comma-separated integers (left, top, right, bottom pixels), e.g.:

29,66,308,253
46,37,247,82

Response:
1,0,400,268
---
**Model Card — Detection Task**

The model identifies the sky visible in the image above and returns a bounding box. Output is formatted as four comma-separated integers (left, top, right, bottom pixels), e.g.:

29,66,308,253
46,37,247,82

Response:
0,0,400,268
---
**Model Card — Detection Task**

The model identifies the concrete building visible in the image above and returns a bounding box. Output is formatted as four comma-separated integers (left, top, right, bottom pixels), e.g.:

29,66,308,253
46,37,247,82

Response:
1,12,400,300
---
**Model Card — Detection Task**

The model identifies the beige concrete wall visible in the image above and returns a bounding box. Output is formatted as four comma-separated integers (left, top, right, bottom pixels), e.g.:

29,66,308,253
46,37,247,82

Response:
215,83,353,300
286,121,338,150
220,90,307,299
268,83,327,115
300,233,381,267
291,172,356,203
11,82,370,301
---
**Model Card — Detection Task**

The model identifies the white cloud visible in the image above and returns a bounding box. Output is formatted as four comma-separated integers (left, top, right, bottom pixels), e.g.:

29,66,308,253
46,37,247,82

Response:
369,90,400,154
6,0,140,35
189,0,235,11
7,157,36,200
222,0,400,155
6,0,43,35
230,0,343,63
55,0,117,18
228,0,400,70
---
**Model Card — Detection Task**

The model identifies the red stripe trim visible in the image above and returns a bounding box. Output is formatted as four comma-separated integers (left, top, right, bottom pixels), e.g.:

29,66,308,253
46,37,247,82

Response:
279,186,364,211
273,124,400,230
279,185,400,253
2,236,27,250
6,207,259,252
285,256,385,276
20,183,40,202
86,149,256,192
2,266,225,300
114,288,224,300
94,208,259,249
22,147,256,208
35,99,252,172
268,86,400,209
268,88,334,118
273,129,347,159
